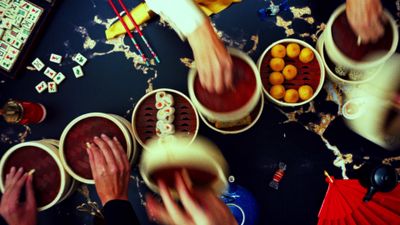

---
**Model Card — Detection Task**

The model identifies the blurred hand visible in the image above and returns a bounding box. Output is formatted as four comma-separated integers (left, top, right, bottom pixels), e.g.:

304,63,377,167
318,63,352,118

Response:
0,167,36,225
346,0,385,43
146,171,237,225
87,134,131,205
188,19,233,94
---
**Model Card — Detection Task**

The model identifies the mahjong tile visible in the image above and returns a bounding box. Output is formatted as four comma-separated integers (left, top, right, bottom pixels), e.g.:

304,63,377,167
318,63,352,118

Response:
0,2,8,9
9,28,19,38
35,81,47,93
16,8,27,17
50,53,62,64
0,50,5,58
2,34,14,46
11,39,22,49
48,82,57,93
0,60,12,71
30,6,41,16
12,15,24,27
73,65,84,78
54,72,66,84
0,29,4,39
0,7,5,17
44,67,57,79
72,53,87,66
0,18,12,29
7,46,19,57
21,19,34,30
4,10,15,20
0,41,9,52
20,2,32,11
3,52,16,63
32,58,44,71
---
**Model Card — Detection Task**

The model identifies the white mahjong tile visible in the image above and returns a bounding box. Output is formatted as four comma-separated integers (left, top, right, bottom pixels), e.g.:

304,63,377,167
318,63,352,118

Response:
4,8,15,19
72,53,87,66
11,39,22,49
0,7,5,17
0,60,13,71
0,2,8,9
49,53,62,64
3,50,18,63
29,5,41,16
7,46,19,57
0,41,9,52
21,19,34,30
9,28,19,38
54,72,66,84
72,65,84,78
48,82,57,93
12,15,24,27
17,28,29,42
14,0,24,5
0,29,4,39
15,8,27,17
0,18,12,29
3,34,15,47
44,67,57,79
35,81,47,93
20,2,32,11
32,58,44,71
0,50,5,58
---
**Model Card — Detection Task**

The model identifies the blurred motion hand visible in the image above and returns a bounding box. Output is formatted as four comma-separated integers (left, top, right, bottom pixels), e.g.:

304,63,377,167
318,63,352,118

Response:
87,134,131,205
146,171,237,225
0,167,36,225
346,0,385,43
188,19,233,94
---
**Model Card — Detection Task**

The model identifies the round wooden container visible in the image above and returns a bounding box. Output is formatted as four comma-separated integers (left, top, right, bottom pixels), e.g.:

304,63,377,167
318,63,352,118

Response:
140,136,228,198
0,141,73,211
188,48,262,123
257,38,325,107
109,114,138,164
132,88,199,149
60,113,133,184
324,4,398,71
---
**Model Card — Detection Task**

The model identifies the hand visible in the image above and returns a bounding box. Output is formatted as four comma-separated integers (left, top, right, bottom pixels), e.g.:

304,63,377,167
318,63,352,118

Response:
188,19,233,94
346,0,385,43
146,171,237,225
87,134,131,205
0,167,36,225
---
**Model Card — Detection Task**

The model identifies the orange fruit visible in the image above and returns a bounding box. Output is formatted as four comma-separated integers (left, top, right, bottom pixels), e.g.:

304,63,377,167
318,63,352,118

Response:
270,85,286,100
269,58,285,72
271,44,286,58
282,64,298,80
286,43,301,58
299,47,315,63
298,85,314,101
269,72,284,85
284,89,299,103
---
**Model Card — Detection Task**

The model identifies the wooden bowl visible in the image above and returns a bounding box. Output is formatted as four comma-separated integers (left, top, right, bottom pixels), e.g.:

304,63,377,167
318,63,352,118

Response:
258,38,325,107
132,88,199,149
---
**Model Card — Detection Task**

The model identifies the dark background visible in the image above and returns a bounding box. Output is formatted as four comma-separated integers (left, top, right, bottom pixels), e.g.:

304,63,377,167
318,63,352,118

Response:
0,0,399,225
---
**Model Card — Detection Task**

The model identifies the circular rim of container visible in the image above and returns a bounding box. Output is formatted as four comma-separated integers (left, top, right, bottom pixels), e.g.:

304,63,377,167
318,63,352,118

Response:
59,112,133,184
0,141,68,211
188,48,263,122
131,88,200,150
317,31,383,85
198,91,265,134
325,4,399,70
257,38,326,107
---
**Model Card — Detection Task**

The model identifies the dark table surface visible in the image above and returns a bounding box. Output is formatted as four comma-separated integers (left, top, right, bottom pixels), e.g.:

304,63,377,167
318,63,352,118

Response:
0,0,399,225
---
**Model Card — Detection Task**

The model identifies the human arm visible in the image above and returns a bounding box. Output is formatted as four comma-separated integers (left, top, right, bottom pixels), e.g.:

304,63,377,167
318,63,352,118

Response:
0,167,36,225
145,0,233,93
346,0,385,43
87,134,139,225
145,171,237,225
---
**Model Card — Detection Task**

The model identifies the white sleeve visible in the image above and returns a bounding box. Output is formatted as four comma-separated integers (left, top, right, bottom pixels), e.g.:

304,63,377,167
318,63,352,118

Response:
145,0,205,39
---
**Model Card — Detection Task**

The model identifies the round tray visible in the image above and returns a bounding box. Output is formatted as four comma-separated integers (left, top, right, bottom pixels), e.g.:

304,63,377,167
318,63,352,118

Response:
132,88,199,149
0,141,70,211
257,38,325,107
59,113,133,184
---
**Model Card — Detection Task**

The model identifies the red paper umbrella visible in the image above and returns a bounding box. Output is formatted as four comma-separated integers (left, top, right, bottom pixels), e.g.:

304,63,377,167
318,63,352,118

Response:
318,172,400,225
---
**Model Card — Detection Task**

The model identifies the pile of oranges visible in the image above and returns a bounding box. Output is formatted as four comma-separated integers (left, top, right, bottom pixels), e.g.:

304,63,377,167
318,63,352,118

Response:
268,43,315,103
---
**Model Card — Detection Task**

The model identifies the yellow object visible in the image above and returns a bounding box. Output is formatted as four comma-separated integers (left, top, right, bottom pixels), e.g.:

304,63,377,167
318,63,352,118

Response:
299,47,315,63
269,58,285,72
106,0,241,40
286,43,301,58
298,85,314,100
270,85,286,100
271,44,286,58
284,89,299,103
282,64,297,80
269,72,284,85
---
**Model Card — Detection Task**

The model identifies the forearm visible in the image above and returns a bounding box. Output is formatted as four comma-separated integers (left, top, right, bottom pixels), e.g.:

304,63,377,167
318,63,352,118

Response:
145,0,206,39
102,200,140,225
